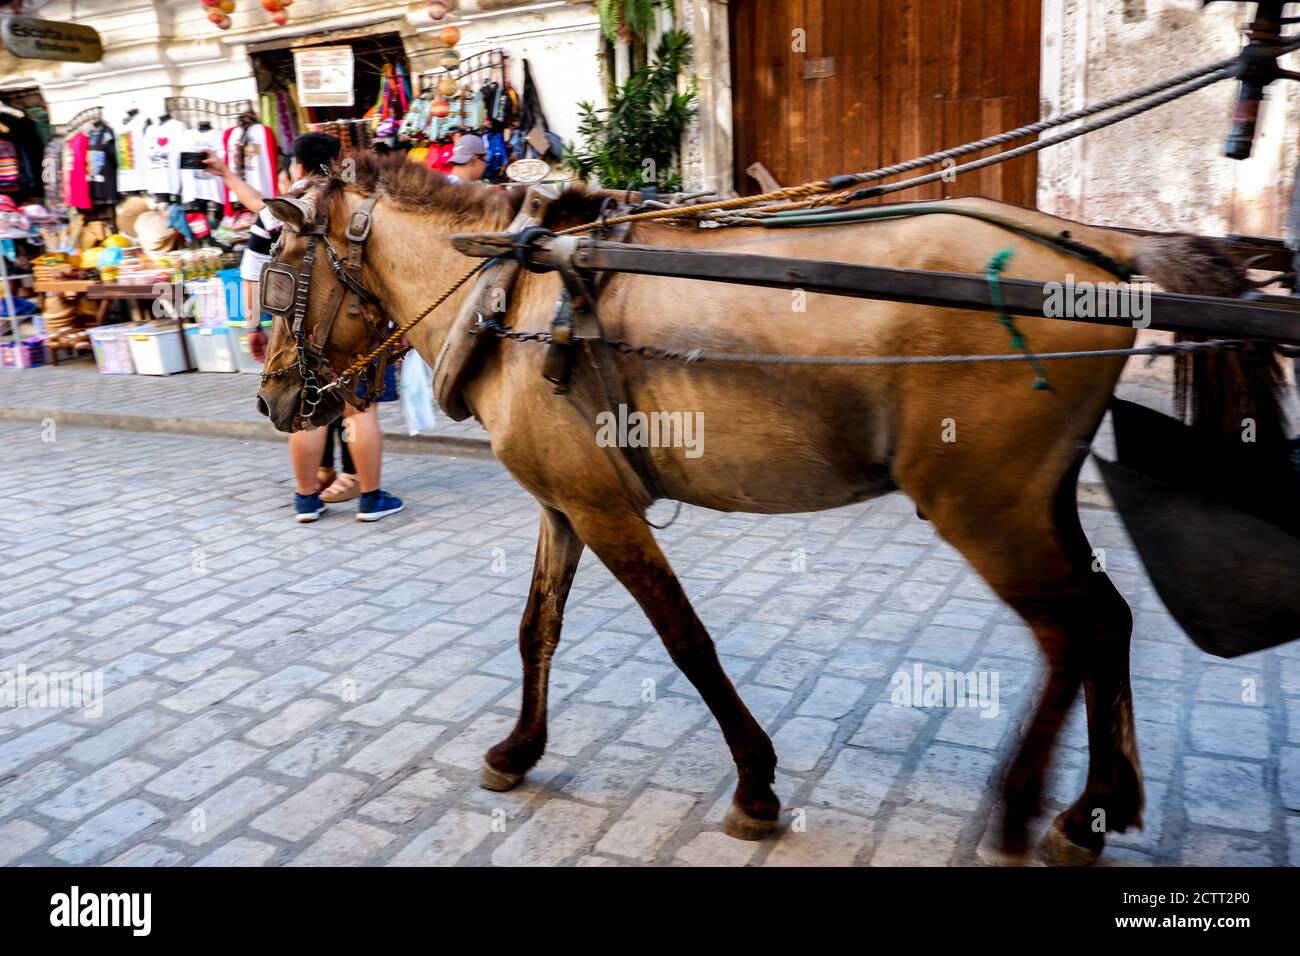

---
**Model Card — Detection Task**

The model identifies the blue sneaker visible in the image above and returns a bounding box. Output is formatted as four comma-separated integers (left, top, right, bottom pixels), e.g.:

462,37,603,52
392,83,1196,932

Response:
358,489,404,522
294,492,327,523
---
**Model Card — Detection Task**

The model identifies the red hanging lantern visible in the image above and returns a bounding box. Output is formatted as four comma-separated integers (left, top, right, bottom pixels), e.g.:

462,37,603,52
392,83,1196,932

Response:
271,11,288,24
439,26,460,47
261,0,283,10
430,98,451,119
208,11,232,29
200,0,222,7
217,0,236,13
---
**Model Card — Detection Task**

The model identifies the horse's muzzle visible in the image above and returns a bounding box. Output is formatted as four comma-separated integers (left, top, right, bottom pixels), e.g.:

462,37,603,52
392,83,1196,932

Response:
256,377,302,433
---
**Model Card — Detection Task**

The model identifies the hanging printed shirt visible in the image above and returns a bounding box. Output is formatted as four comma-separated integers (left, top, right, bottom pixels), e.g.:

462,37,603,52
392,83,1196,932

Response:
179,126,225,204
86,124,119,205
115,113,151,193
42,135,64,208
64,131,91,210
222,122,278,212
143,118,187,196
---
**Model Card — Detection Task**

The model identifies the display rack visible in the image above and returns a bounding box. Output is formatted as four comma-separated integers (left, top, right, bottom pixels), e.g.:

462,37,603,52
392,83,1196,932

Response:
417,48,507,93
162,97,257,128
58,106,102,135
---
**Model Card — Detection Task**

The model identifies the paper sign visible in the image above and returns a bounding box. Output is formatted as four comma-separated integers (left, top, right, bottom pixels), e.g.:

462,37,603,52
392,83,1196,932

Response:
294,46,355,108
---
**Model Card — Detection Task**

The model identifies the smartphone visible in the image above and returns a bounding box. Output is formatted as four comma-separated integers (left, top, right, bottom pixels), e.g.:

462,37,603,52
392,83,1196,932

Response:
179,151,208,170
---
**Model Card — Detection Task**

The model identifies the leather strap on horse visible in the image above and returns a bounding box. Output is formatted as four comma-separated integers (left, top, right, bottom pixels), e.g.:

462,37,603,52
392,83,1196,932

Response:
318,195,383,410
433,183,561,421
548,234,664,508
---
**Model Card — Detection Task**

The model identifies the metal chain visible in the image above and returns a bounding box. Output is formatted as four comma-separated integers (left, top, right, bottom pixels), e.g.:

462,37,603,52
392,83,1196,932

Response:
470,316,1245,367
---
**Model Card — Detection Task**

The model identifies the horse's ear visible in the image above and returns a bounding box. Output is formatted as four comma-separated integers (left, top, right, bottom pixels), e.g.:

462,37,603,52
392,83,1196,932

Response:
264,196,313,231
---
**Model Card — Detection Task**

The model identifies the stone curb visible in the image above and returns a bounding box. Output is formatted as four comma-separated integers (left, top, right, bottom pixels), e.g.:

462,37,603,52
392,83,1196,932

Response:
0,406,496,459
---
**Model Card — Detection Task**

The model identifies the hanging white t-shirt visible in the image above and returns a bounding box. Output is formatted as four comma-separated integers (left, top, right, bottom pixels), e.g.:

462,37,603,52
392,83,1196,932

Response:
115,113,152,193
143,118,188,196
222,122,278,201
179,126,225,204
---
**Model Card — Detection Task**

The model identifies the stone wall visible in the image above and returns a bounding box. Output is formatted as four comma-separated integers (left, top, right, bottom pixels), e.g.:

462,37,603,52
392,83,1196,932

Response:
1038,0,1298,237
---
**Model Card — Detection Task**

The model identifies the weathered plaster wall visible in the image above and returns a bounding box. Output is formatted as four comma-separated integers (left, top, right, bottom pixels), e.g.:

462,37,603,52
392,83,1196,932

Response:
1038,0,1299,237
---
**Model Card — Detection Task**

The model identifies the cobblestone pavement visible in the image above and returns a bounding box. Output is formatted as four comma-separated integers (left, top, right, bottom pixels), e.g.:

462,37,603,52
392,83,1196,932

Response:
2,420,1298,867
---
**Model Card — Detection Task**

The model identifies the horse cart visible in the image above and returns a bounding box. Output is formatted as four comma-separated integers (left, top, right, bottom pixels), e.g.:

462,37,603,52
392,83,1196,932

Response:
255,0,1300,864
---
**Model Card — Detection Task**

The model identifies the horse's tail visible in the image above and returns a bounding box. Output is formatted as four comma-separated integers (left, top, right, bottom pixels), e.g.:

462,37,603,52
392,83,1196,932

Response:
1132,234,1293,515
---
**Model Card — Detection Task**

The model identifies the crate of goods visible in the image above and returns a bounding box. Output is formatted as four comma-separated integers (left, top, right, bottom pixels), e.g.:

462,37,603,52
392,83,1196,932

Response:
184,323,239,373
125,324,187,375
89,323,138,374
0,337,45,368
231,319,271,374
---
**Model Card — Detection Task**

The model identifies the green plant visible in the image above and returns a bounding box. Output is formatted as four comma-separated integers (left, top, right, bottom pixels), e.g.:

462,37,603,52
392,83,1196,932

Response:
596,0,674,46
566,29,696,191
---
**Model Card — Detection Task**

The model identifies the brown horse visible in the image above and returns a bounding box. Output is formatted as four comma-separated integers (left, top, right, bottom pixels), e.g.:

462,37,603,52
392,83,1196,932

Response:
255,155,1285,865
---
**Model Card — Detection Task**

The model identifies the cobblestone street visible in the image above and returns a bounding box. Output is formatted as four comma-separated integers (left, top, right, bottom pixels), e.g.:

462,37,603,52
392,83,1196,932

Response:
3,420,1298,867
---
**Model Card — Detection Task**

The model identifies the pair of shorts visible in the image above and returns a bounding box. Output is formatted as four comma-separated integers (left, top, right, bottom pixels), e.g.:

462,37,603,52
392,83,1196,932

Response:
356,360,399,403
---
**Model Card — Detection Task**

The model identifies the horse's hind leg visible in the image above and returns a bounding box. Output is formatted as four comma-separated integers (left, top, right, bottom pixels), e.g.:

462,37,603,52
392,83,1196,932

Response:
481,506,585,791
566,506,780,838
921,483,1142,865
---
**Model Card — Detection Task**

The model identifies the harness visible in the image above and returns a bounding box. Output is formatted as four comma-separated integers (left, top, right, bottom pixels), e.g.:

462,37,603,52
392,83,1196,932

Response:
435,186,667,512
258,195,393,423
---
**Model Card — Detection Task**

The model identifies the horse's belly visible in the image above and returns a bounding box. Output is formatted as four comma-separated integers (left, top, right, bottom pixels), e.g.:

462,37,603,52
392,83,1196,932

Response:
646,415,897,514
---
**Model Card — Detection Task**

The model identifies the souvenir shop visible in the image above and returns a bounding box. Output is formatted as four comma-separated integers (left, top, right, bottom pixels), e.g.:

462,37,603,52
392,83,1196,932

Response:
0,94,284,376
0,18,568,379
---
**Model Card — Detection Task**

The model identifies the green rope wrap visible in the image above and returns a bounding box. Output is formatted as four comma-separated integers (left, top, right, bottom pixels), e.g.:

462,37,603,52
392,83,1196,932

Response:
986,248,1051,390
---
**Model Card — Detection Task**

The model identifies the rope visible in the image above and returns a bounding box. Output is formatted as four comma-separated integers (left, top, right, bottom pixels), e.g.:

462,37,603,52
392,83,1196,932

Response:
329,260,485,385
471,316,1243,367
985,248,1051,389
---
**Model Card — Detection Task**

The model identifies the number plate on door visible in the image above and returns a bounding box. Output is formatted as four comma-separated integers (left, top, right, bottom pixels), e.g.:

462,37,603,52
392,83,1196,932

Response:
804,57,835,79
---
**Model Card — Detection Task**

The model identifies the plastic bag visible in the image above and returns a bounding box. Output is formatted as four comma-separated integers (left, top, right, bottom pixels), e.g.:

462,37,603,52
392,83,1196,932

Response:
399,351,438,435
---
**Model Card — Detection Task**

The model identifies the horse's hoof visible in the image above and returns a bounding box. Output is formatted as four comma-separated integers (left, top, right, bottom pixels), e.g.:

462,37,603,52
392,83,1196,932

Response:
723,804,777,841
975,840,1033,867
1038,820,1101,867
479,761,524,792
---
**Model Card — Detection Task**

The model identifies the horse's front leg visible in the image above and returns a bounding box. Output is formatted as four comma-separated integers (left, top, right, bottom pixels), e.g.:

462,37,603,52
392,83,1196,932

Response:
481,506,585,791
567,505,780,839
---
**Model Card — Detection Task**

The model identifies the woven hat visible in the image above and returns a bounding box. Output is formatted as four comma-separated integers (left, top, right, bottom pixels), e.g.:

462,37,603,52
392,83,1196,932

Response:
132,210,177,254
115,194,152,241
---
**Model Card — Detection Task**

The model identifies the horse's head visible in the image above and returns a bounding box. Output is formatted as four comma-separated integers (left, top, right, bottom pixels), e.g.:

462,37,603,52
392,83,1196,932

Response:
255,176,391,432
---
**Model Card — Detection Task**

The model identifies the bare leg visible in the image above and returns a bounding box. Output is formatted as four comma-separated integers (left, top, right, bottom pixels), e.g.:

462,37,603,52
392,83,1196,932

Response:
482,507,585,790
342,403,383,493
289,428,329,495
565,507,779,838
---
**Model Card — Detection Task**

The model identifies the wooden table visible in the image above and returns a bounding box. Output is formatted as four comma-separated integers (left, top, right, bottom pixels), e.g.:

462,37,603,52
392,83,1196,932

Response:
34,279,194,370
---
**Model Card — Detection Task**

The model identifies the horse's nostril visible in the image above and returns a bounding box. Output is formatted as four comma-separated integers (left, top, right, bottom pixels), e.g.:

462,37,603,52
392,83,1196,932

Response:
256,395,270,418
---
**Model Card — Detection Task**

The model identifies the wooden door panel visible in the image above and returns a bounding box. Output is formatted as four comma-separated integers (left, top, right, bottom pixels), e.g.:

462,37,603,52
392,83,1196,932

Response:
730,0,1041,207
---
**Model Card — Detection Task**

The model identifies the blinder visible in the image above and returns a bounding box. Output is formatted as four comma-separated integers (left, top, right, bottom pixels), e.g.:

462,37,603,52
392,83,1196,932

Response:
259,260,299,315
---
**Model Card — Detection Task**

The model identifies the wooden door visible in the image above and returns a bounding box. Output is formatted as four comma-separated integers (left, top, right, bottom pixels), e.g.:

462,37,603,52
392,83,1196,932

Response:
729,0,1042,206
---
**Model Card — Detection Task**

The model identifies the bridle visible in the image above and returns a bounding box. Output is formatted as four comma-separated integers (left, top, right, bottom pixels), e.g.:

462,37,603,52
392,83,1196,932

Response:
258,191,395,423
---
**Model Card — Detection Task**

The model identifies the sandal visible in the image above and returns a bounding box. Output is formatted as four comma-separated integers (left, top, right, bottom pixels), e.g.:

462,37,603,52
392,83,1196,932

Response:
316,467,337,495
320,473,361,503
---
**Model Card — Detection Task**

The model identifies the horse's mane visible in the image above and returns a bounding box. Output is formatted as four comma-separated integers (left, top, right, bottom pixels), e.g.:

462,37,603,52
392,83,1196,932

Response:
319,151,611,230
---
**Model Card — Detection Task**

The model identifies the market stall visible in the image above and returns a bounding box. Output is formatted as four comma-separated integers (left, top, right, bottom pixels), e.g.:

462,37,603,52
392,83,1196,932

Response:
0,3,573,379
